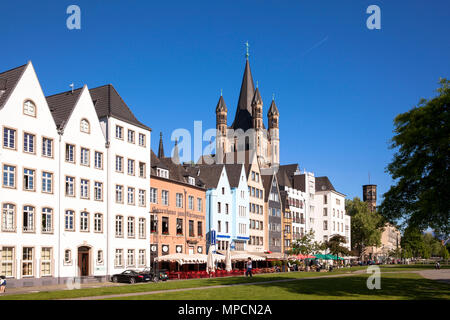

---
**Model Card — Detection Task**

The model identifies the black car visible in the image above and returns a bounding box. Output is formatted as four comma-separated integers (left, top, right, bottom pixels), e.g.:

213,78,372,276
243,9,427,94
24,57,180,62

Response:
111,269,151,284
140,267,169,282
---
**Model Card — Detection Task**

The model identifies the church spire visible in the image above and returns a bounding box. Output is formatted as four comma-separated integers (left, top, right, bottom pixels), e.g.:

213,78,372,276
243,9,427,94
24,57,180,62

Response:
172,138,180,164
158,132,165,158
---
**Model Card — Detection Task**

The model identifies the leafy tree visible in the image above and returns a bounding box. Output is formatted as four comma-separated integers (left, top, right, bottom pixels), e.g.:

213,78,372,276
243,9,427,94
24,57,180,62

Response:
325,234,350,260
441,246,449,260
379,78,450,236
346,197,383,258
401,226,426,258
289,230,324,256
423,232,443,257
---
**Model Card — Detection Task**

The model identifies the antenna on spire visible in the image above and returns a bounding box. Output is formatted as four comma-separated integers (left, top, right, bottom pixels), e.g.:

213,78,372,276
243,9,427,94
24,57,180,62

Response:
368,172,371,184
256,80,259,88
220,88,223,96
245,41,250,59
69,83,74,94
272,93,275,101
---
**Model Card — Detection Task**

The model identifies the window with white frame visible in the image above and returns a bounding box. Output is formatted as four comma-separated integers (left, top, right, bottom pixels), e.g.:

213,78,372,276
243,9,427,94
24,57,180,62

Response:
139,162,146,178
176,193,183,208
116,155,123,172
127,159,135,175
127,187,135,205
127,249,135,266
323,220,328,231
197,198,202,212
65,176,75,196
94,151,103,169
97,250,103,264
42,137,53,157
42,208,53,233
138,189,146,206
24,134,35,152
94,213,103,232
2,164,15,188
139,218,145,238
188,196,194,210
1,247,14,277
128,217,135,237
115,249,123,266
115,216,123,237
41,247,52,276
22,247,33,276
116,185,123,203
42,172,52,193
80,179,89,199
80,147,89,166
157,168,169,178
23,168,35,191
80,119,90,133
188,177,195,185
127,130,135,143
115,126,123,139
64,249,72,264
3,127,16,149
94,182,103,201
138,249,145,266
139,133,145,146
65,144,75,163
65,210,74,231
162,190,169,205
150,188,157,203
23,205,35,232
80,211,89,232
23,100,36,117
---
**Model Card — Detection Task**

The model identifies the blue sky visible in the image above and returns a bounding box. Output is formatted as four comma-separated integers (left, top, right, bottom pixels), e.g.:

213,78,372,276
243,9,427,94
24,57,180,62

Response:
1,0,449,204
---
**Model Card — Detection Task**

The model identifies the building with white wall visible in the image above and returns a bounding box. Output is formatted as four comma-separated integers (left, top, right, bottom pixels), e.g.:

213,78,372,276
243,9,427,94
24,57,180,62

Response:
0,62,152,287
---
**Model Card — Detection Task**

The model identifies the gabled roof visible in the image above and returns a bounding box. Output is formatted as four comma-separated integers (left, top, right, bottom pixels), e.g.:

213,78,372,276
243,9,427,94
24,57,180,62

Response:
279,164,300,179
231,59,255,131
192,164,226,190
46,86,84,129
89,84,151,131
315,176,336,192
224,164,244,188
262,174,278,202
276,169,292,188
0,63,28,109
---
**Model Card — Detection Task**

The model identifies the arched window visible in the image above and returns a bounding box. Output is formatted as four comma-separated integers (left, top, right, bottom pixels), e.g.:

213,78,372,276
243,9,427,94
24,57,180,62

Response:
80,119,90,133
23,100,36,117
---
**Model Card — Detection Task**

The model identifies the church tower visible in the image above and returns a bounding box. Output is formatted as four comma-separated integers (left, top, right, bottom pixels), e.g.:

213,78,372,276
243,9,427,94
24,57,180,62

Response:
363,184,377,212
268,97,280,166
215,93,228,156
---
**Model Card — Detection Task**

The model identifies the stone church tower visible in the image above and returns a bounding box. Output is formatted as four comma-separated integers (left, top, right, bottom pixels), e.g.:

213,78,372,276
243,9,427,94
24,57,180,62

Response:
363,184,377,212
215,53,280,168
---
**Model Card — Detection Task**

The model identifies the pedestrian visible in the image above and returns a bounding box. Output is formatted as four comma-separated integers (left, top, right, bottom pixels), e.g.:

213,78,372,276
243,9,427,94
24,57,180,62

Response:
435,261,440,270
0,276,6,293
245,257,253,277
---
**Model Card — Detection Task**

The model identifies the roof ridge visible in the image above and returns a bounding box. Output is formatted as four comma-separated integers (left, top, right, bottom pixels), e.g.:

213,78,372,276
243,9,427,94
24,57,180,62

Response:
0,63,28,77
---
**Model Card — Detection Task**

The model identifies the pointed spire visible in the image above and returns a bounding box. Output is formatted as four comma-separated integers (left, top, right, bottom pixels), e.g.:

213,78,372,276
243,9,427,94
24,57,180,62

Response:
172,138,180,164
268,98,279,117
158,132,165,158
236,59,255,114
252,87,263,106
215,95,227,112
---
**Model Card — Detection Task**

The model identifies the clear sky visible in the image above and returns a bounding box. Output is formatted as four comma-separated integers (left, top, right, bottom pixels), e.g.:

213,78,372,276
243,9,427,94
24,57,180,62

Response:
1,0,449,204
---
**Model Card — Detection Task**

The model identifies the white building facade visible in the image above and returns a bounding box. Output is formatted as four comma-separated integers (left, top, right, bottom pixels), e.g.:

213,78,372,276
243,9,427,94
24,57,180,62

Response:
0,62,152,287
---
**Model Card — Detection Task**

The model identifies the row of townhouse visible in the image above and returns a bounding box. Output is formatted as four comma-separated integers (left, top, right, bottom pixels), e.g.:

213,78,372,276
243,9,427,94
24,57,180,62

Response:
0,62,151,287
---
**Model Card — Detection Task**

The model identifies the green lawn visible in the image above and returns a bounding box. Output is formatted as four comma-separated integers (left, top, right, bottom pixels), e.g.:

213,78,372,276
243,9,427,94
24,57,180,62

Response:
107,272,450,300
1,264,447,300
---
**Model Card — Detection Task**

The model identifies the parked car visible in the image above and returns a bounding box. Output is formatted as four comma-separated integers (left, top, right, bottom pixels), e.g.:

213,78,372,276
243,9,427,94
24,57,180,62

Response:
111,269,151,284
140,267,169,282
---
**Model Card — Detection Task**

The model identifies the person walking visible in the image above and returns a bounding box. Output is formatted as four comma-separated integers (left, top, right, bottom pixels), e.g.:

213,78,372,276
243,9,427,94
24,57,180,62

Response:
245,258,253,278
0,276,6,293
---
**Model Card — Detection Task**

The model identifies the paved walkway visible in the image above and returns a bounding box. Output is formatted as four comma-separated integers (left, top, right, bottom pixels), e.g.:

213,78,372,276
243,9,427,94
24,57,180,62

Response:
419,269,450,284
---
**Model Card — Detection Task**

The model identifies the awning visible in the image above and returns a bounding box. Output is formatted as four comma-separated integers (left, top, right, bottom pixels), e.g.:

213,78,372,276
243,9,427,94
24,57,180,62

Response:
155,253,225,265
288,254,316,260
230,252,265,261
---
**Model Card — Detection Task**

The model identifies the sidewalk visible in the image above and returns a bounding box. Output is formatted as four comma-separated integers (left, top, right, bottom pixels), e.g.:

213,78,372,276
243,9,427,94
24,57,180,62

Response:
0,280,126,296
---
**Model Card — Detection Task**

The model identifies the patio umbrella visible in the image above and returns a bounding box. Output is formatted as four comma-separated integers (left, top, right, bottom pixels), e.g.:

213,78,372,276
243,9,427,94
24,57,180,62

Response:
225,247,232,272
207,246,215,274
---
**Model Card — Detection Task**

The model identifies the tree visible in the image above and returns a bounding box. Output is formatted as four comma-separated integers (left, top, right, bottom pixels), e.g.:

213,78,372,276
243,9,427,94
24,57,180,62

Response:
289,230,324,256
401,226,426,258
325,234,350,260
379,78,450,236
346,197,384,259
441,245,449,260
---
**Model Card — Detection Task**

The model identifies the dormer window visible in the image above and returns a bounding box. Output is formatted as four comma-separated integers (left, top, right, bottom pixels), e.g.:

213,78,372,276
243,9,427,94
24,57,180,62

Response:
188,177,195,186
80,119,90,133
23,100,36,117
157,168,169,179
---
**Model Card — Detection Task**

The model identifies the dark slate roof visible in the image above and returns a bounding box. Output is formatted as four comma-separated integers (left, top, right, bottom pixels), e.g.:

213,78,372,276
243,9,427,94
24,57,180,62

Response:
150,149,168,171
279,164,300,179
192,164,225,189
267,99,279,116
231,59,255,131
215,95,227,112
262,174,273,202
89,84,151,131
0,63,28,109
276,169,292,188
46,87,84,129
224,164,244,188
315,176,336,192
292,174,306,192
251,87,262,106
